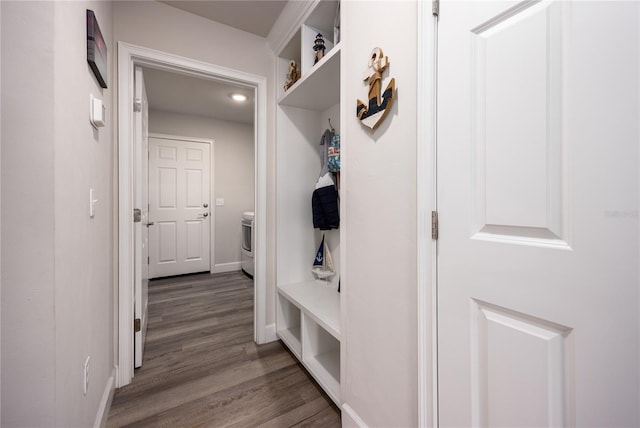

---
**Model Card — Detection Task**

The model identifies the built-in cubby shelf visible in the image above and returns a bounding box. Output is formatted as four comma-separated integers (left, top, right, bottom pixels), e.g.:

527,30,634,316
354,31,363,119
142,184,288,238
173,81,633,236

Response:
275,0,342,408
277,293,302,358
278,44,341,111
277,281,341,405
278,280,340,339
303,313,340,403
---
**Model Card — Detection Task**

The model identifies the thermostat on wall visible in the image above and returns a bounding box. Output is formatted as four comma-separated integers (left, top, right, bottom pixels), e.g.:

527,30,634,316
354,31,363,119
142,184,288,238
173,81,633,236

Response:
90,94,105,128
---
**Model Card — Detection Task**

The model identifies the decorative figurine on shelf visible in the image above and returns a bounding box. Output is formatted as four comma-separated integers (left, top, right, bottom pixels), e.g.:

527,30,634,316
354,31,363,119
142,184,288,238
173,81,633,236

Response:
356,47,396,131
283,60,300,91
313,33,326,64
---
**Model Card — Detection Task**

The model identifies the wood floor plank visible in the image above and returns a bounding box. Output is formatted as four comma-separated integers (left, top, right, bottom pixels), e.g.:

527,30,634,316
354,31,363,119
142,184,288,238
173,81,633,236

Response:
107,271,340,427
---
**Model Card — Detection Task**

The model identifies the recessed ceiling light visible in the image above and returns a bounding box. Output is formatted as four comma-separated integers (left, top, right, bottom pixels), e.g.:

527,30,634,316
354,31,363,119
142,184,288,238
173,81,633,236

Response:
230,93,247,102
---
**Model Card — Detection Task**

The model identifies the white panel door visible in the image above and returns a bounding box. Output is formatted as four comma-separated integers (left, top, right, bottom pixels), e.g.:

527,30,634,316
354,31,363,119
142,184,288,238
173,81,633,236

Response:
134,67,149,368
437,1,639,426
149,137,211,278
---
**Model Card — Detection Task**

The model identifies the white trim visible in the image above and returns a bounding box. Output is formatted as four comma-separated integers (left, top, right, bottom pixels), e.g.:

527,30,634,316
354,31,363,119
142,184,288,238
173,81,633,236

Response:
147,133,216,277
210,141,216,274
253,73,268,345
342,404,369,428
93,368,115,428
117,42,269,387
417,2,438,428
148,132,213,145
264,323,277,343
338,4,348,415
213,261,241,274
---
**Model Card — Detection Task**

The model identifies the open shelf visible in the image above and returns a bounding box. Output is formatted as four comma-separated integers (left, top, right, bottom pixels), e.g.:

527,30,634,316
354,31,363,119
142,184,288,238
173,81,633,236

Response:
303,314,340,404
277,280,340,340
305,348,340,403
278,44,341,112
276,294,302,358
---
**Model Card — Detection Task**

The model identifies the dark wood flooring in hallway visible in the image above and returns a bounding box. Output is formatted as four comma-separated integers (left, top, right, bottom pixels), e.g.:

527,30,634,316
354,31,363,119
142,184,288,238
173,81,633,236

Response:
107,271,341,427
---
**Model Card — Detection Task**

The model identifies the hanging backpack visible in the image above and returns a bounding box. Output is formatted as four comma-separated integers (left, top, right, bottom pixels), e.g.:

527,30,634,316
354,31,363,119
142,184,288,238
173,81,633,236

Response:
327,134,340,172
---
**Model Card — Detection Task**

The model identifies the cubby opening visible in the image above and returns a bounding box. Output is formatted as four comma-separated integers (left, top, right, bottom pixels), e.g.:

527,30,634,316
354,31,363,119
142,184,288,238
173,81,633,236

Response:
303,314,340,402
277,294,302,358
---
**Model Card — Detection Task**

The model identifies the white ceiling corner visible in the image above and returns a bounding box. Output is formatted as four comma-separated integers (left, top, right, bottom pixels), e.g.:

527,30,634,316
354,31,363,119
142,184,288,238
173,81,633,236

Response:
159,0,288,38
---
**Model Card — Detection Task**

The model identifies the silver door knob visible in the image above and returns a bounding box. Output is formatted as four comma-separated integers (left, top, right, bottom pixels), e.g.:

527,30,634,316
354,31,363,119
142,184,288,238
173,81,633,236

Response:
203,212,209,217
203,203,209,208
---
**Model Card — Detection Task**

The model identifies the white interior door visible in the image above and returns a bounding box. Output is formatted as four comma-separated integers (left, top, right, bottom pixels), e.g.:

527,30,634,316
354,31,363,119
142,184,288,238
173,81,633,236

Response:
148,137,211,278
134,67,150,368
436,1,639,426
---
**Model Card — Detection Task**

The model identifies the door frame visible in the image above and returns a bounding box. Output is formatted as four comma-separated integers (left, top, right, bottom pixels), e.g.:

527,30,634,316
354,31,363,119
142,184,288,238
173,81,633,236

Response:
117,42,268,387
147,133,215,279
417,2,438,427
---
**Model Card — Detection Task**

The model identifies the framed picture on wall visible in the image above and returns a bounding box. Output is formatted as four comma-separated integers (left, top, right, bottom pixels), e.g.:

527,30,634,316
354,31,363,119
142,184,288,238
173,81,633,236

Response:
87,9,107,89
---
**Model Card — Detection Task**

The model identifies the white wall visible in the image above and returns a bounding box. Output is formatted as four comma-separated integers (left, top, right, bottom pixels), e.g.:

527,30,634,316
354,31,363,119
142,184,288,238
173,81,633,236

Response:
1,1,114,427
113,0,277,324
53,2,115,426
1,2,56,424
341,1,419,426
148,110,255,271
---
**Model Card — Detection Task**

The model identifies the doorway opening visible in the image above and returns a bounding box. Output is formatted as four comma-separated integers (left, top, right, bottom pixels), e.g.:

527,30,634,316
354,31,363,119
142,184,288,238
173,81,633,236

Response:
117,42,268,387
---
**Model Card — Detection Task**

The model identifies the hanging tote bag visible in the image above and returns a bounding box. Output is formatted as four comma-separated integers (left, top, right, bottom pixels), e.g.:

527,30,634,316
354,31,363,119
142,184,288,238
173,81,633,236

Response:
327,134,341,172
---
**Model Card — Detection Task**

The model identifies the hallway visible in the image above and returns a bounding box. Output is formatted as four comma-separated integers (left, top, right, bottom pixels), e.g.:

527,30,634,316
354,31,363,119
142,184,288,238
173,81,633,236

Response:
107,272,340,427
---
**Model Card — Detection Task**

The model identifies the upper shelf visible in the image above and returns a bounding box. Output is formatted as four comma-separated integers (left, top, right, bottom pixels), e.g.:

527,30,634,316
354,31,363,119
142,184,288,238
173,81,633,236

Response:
278,44,341,112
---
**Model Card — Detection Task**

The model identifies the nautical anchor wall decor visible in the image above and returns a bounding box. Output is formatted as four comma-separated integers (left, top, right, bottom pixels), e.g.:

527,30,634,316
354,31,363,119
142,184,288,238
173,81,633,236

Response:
356,47,396,130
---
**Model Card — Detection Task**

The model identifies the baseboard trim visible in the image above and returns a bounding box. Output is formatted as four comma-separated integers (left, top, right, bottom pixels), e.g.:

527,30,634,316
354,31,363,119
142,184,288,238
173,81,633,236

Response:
94,368,116,428
342,404,369,428
212,262,241,274
264,323,278,343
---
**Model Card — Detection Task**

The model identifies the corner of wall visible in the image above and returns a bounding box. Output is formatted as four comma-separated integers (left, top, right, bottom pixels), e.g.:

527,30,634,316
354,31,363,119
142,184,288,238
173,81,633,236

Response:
266,0,314,53
93,369,115,428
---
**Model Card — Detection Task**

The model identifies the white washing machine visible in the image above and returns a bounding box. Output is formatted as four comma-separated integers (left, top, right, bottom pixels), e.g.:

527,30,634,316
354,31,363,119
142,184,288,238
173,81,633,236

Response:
241,211,254,278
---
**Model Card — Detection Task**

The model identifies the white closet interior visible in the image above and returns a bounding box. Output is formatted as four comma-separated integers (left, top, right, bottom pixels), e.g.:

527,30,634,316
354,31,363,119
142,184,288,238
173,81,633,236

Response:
275,0,343,406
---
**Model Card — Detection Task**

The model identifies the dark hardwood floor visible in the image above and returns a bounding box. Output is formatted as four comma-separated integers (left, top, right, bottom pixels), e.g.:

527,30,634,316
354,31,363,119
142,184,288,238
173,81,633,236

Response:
107,271,341,427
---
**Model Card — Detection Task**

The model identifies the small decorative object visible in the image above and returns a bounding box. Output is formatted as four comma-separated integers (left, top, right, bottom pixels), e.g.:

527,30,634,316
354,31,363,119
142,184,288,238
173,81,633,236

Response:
283,60,300,91
327,134,340,172
86,9,108,89
356,47,396,130
312,234,336,281
313,33,326,64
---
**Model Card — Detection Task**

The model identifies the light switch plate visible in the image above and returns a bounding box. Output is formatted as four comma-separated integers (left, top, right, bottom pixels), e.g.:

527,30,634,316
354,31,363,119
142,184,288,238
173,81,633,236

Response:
216,198,225,206
89,94,105,128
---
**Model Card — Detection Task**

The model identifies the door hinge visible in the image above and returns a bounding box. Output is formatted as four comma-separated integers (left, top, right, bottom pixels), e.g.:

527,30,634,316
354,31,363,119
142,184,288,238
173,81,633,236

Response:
134,318,141,333
431,211,439,240
133,208,141,223
133,98,142,112
432,0,439,16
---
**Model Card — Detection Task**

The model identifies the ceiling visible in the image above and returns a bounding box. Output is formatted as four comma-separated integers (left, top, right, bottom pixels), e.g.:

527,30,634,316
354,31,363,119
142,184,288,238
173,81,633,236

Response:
144,1,289,123
143,67,255,124
160,0,288,38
